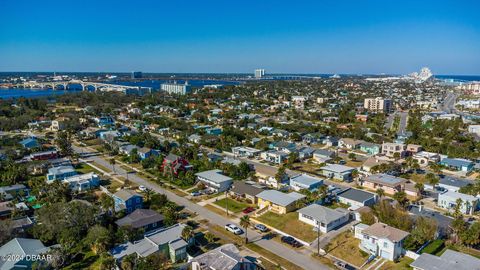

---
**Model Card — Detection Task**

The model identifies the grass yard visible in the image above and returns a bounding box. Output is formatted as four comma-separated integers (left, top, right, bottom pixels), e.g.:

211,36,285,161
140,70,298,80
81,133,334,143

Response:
256,211,318,242
76,163,102,175
91,162,112,173
214,198,250,213
246,243,304,270
204,204,235,218
379,257,414,270
420,239,445,255
325,231,369,268
345,160,363,168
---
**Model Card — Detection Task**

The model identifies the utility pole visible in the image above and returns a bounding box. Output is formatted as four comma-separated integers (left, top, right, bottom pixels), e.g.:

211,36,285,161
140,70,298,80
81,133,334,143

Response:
225,189,229,216
317,222,321,255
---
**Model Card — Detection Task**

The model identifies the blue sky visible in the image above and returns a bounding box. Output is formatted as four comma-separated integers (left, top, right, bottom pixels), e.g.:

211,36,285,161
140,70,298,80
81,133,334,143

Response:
0,0,479,74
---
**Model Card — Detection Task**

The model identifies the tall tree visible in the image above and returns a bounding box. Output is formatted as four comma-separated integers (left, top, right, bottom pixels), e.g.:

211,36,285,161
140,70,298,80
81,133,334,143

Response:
240,215,251,244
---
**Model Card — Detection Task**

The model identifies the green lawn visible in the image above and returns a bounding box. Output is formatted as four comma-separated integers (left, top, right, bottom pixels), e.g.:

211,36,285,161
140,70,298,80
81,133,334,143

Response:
256,211,318,242
420,239,445,255
213,198,249,213
76,163,102,175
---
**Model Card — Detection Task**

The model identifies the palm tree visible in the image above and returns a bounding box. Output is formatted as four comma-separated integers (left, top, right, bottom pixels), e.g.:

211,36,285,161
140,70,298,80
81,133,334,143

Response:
426,173,439,189
205,232,215,244
181,225,195,244
109,158,116,173
240,215,251,244
414,182,424,197
376,188,385,199
143,187,153,203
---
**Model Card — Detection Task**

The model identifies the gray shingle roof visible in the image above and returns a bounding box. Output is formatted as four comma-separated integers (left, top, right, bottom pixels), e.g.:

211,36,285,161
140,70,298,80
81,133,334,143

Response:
365,174,406,187
298,204,349,224
190,243,254,270
115,209,164,229
410,249,480,270
337,188,376,203
230,181,263,197
321,164,355,173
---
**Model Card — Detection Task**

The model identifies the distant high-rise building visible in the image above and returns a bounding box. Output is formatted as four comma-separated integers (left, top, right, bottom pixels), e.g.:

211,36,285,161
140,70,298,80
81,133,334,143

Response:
161,81,191,95
131,71,143,79
364,97,392,113
254,69,265,78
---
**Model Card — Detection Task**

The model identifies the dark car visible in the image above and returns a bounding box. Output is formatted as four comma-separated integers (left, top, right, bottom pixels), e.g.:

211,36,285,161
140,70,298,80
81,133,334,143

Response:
242,207,256,214
281,236,302,247
255,223,268,232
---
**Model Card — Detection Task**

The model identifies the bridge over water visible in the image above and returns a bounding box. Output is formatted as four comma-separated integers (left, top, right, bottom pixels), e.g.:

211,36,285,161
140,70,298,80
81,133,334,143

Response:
16,80,152,93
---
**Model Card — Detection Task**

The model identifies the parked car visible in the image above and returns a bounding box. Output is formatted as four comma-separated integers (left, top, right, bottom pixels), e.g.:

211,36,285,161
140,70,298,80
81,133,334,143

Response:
281,236,302,247
334,260,356,270
190,191,202,196
255,223,268,232
338,160,346,165
138,185,147,192
225,224,243,235
242,207,256,214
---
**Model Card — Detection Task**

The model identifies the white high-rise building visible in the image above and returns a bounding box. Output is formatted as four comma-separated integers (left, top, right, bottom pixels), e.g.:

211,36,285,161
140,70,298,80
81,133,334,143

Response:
364,97,392,113
254,69,265,78
161,81,191,95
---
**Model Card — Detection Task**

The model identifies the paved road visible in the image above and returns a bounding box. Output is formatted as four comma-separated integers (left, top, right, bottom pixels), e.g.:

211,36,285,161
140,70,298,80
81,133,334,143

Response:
441,92,457,113
73,145,329,270
397,111,408,134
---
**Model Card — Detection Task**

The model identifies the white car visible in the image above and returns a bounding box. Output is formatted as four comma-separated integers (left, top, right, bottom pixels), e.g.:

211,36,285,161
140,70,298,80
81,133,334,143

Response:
138,185,147,192
225,224,243,235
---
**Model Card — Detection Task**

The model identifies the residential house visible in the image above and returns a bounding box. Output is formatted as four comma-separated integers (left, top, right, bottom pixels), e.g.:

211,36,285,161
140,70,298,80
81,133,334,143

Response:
190,243,258,270
232,146,262,158
439,158,474,172
360,174,406,195
260,150,288,164
0,184,29,201
206,127,223,135
50,119,66,131
406,144,422,154
255,165,291,189
410,249,480,270
94,116,115,127
162,154,192,176
298,204,350,233
320,164,355,181
46,165,77,183
113,189,143,213
0,238,50,270
359,142,381,156
337,188,377,210
339,138,362,149
138,147,159,160
188,134,202,144
29,150,58,161
115,209,164,232
195,169,233,193
297,146,315,160
357,222,410,261
62,172,100,192
302,133,324,145
361,156,391,173
99,130,121,142
19,137,39,149
412,151,441,166
229,181,264,204
437,191,479,215
382,142,406,158
110,223,192,263
289,174,324,191
407,205,453,238
322,136,339,147
424,176,470,192
312,149,335,164
270,141,297,153
119,144,139,156
256,190,306,214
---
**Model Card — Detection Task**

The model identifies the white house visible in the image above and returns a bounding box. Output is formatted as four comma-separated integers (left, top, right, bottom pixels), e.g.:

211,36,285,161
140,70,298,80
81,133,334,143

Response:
232,146,262,158
320,164,355,181
62,172,100,192
195,169,233,193
437,191,479,215
298,204,350,233
357,222,410,261
260,150,288,164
